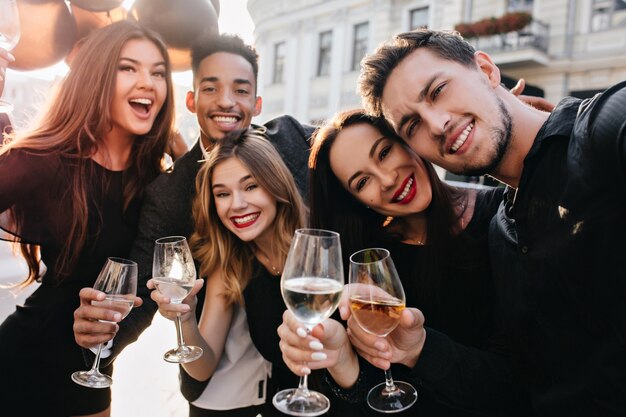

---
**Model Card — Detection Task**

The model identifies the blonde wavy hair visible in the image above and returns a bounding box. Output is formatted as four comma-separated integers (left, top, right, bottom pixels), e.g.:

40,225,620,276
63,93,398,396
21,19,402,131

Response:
190,129,307,305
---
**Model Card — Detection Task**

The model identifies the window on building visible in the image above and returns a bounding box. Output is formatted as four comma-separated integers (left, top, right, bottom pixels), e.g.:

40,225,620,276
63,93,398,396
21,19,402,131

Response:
507,0,534,12
352,22,369,71
273,42,286,84
317,31,332,76
591,0,626,31
409,7,429,30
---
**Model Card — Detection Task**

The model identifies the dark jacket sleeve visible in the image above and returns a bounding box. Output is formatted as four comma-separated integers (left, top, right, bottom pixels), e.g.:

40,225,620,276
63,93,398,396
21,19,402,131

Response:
563,81,626,212
584,81,626,182
262,115,315,197
410,328,532,417
98,144,201,366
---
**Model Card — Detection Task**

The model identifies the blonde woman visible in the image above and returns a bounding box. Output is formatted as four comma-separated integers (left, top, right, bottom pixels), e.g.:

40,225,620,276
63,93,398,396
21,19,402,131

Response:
148,129,307,417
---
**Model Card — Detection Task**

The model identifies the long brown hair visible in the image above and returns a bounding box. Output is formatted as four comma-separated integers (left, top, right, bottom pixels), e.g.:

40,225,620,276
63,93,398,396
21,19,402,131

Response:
190,129,306,305
1,20,175,287
308,109,467,262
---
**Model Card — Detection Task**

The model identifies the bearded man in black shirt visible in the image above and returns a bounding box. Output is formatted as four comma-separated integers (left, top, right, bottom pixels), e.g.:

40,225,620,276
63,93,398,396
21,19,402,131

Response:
350,29,626,417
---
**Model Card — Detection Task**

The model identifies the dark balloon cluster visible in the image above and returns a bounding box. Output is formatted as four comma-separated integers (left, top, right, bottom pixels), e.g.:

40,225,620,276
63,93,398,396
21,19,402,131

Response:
10,0,220,71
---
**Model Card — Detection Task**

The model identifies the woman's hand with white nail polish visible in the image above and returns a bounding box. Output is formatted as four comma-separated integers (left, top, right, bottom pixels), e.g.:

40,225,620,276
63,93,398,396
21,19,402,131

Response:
277,309,356,380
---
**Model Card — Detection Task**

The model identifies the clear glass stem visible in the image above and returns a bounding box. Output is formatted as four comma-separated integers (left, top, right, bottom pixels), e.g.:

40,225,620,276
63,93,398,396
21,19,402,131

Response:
91,343,104,372
175,312,186,349
297,374,309,392
296,326,311,393
384,369,399,394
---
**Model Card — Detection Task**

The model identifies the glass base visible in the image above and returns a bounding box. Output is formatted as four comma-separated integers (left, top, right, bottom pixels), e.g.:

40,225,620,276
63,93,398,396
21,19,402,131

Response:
163,345,203,363
273,387,330,416
367,380,418,413
71,369,113,389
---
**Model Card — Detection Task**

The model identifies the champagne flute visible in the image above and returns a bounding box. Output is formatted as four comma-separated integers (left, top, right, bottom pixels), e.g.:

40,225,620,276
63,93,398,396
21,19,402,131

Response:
273,228,344,417
71,257,138,388
0,0,20,113
152,236,203,363
348,248,417,413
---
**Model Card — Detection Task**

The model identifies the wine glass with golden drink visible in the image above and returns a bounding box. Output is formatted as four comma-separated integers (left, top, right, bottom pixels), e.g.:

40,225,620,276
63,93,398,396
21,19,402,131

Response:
349,248,417,413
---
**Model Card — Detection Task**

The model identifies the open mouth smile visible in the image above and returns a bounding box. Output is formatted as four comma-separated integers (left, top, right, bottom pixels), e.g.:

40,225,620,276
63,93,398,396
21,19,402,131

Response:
129,97,153,116
392,174,416,205
449,122,474,154
211,114,241,127
231,212,260,228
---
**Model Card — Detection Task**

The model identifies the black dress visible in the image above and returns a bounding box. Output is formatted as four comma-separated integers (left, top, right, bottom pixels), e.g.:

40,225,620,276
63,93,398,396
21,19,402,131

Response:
0,149,141,416
328,187,505,416
243,261,298,416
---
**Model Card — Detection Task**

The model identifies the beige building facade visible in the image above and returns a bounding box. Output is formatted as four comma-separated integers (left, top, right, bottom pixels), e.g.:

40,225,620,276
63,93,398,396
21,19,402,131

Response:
248,0,626,124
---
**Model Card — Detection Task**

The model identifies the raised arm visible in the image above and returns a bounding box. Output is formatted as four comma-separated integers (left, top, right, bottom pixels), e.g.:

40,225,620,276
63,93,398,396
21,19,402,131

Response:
277,309,359,389
152,270,233,382
346,305,530,416
72,165,198,364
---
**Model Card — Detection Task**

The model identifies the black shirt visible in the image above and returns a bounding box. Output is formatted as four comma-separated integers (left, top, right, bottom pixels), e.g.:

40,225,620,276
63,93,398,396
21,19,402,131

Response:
330,188,510,417
415,82,626,417
490,82,626,416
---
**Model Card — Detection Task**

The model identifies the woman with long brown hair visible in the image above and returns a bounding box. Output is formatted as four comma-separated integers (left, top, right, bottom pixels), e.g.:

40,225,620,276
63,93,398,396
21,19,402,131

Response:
0,20,174,417
277,109,519,417
149,129,307,416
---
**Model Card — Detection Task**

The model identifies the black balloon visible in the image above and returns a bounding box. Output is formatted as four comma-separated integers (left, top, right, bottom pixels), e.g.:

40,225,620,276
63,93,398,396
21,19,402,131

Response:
10,0,77,71
131,0,219,49
69,0,123,13
65,4,127,66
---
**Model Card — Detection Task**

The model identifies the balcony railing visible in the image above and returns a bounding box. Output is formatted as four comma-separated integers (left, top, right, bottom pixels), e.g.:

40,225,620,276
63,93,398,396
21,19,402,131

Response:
470,19,549,54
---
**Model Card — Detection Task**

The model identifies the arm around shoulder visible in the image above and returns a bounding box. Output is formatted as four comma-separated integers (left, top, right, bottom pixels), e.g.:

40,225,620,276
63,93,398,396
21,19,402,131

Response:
584,82,626,178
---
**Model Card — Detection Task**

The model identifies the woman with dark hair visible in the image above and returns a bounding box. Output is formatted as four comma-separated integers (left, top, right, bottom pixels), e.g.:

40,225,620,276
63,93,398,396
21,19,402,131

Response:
278,109,509,416
0,20,175,417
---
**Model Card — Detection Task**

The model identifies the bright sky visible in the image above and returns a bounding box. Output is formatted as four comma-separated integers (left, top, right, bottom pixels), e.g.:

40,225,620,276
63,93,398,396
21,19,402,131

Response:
7,0,255,85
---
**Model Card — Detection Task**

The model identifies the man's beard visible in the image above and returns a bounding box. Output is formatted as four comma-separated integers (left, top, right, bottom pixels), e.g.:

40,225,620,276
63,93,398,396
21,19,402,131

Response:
458,96,513,177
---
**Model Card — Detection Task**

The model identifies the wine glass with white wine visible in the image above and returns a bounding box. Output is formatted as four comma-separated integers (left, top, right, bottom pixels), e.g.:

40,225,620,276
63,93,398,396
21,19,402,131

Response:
273,228,344,417
72,257,137,388
349,248,417,413
152,236,203,363
0,0,20,113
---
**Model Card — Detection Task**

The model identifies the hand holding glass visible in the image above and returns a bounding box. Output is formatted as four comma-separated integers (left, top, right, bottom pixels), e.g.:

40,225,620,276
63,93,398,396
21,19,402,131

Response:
71,257,137,388
152,236,203,363
273,229,344,417
348,248,417,413
0,0,20,113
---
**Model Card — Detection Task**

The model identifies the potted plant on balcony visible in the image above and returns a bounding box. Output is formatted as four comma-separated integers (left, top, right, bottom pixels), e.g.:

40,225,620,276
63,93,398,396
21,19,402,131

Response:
454,11,532,38
497,11,532,33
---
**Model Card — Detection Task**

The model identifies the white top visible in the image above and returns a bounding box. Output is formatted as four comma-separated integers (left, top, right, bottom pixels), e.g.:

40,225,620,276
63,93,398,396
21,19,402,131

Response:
192,302,272,410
